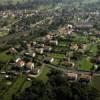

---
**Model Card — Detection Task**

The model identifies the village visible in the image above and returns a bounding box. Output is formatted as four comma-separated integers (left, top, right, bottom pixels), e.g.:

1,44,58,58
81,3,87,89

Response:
0,1,100,100
0,23,100,85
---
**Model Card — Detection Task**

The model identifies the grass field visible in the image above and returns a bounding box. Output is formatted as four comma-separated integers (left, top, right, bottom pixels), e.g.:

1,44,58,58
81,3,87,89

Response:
2,75,25,100
48,53,64,59
76,58,93,71
37,66,50,82
0,52,13,62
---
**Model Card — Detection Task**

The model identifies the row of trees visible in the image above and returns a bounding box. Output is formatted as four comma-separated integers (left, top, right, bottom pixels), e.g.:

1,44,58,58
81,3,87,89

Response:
13,70,100,100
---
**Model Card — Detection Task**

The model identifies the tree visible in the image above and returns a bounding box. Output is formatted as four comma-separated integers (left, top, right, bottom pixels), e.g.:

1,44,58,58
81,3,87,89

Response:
13,70,100,100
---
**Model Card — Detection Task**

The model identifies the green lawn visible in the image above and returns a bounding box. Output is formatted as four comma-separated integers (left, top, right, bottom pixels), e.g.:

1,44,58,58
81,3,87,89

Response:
59,41,67,47
89,44,97,56
76,58,93,71
37,66,49,82
48,53,64,59
0,52,13,62
52,59,60,65
72,34,88,43
2,75,25,100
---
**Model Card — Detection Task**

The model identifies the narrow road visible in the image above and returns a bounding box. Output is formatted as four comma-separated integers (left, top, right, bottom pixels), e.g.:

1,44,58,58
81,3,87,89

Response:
46,63,100,76
30,16,53,28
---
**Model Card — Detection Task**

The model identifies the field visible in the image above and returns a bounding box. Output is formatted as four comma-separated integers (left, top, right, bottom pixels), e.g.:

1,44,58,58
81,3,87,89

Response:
0,52,13,62
37,66,50,82
76,58,93,71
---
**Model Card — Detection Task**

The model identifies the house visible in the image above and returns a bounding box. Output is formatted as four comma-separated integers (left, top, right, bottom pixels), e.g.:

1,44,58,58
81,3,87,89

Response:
61,61,75,68
67,24,73,29
35,48,44,54
31,52,36,57
63,56,71,62
46,34,53,40
19,50,25,56
95,56,100,64
79,44,87,50
32,41,37,46
26,43,32,49
44,46,52,52
74,22,93,30
27,68,40,77
35,44,45,48
16,59,25,68
58,26,73,35
93,64,98,70
78,44,87,53
15,58,21,63
25,52,36,57
79,74,92,82
96,32,100,38
8,47,17,54
65,72,78,81
70,43,78,51
49,40,58,46
26,62,34,70
30,68,40,75
27,78,32,81
0,71,6,74
44,57,54,63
